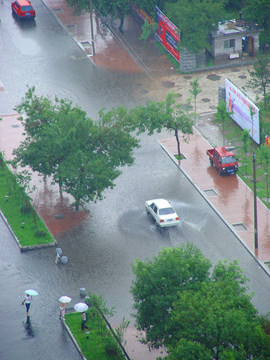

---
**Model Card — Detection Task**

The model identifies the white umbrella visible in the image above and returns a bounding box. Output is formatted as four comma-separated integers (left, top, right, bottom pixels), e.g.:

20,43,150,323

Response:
74,302,88,312
25,289,38,296
59,296,72,303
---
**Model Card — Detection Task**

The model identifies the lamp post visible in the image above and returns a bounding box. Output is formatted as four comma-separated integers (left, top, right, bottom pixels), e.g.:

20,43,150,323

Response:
253,153,258,253
90,0,95,55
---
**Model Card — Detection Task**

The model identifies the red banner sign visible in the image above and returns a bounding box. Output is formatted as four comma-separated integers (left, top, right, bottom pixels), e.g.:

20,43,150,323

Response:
155,6,180,62
266,135,270,148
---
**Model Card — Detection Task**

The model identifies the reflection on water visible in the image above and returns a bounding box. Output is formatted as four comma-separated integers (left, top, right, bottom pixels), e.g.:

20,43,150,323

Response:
23,316,34,338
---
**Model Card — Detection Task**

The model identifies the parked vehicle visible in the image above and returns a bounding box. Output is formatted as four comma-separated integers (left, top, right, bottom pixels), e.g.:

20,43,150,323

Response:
145,199,180,227
207,146,238,175
11,0,35,19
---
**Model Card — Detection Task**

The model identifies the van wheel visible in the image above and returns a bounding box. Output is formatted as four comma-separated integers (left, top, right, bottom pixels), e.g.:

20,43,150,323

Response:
210,159,213,166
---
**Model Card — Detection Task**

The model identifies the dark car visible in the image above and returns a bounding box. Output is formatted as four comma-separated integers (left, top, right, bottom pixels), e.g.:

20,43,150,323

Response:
11,0,36,19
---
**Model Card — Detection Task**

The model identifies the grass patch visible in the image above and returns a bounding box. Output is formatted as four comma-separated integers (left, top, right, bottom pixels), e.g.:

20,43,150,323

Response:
0,159,55,247
174,154,186,160
65,310,125,360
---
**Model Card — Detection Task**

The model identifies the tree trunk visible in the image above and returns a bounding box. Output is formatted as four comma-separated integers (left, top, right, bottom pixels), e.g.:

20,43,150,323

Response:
175,129,181,158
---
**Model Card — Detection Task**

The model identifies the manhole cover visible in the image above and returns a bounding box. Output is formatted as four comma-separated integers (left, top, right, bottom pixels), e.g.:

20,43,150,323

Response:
66,24,76,31
232,223,247,231
202,98,210,102
81,41,91,48
184,75,192,79
231,68,240,72
203,189,218,197
238,75,247,79
207,74,221,81
162,80,175,88
209,105,216,110
53,8,64,14
54,214,65,219
11,124,20,128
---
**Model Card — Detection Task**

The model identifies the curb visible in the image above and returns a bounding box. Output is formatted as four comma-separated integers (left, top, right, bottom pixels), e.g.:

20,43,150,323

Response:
60,318,88,360
159,140,270,278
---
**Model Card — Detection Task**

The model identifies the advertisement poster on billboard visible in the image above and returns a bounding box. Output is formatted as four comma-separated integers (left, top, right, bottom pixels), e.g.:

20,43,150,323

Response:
155,6,180,62
225,79,260,144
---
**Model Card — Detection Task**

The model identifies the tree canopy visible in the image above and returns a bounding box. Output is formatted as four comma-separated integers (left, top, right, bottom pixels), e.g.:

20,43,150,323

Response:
13,87,139,209
131,244,270,358
165,0,225,53
131,244,212,348
242,0,270,48
133,92,193,157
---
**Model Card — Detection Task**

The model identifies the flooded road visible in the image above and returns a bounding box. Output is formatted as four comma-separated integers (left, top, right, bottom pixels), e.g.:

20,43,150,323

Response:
1,1,270,360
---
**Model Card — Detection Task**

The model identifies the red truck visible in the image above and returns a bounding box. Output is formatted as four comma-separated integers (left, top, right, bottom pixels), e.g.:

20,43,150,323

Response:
206,146,238,175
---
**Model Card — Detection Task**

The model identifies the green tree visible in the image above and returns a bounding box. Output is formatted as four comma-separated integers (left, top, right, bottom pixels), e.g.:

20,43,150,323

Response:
215,100,232,146
246,52,270,111
134,92,193,158
130,0,168,15
130,244,212,348
66,0,131,33
165,0,224,53
131,248,270,358
13,87,139,210
166,278,268,360
189,77,202,126
242,0,270,49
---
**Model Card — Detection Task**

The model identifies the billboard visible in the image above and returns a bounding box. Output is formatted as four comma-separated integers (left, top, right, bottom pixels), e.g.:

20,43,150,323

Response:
225,79,260,144
155,6,180,62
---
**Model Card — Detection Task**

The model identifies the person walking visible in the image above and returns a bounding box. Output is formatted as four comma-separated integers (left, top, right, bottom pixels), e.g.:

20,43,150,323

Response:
81,312,89,331
22,293,32,317
59,302,66,320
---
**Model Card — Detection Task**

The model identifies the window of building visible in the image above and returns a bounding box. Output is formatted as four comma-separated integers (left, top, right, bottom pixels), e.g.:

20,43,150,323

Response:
224,39,235,49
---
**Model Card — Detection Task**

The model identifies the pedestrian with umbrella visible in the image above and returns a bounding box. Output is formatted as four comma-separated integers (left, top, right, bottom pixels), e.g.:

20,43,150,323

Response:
22,289,38,318
74,303,90,331
58,296,72,320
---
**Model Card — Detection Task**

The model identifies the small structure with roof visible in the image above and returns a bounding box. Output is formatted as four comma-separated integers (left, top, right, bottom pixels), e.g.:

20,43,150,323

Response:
210,19,262,61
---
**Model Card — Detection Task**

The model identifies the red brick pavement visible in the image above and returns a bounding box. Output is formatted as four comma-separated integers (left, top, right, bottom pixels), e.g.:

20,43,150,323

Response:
45,0,143,73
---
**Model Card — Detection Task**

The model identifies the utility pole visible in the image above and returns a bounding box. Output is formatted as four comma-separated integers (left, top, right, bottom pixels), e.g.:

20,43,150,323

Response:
90,0,95,55
253,153,258,254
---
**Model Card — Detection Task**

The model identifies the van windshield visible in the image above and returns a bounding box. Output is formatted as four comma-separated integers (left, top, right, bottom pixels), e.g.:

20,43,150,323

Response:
222,156,236,164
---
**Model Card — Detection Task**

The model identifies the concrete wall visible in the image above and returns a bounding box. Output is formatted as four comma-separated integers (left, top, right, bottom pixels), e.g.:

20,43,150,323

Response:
179,48,196,73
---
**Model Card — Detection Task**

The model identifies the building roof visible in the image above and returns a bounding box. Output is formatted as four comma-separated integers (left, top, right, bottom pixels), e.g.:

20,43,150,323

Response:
212,20,262,38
